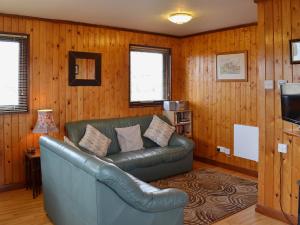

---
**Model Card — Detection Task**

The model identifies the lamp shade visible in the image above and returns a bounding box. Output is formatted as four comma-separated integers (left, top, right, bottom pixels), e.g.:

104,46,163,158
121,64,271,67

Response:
33,109,58,134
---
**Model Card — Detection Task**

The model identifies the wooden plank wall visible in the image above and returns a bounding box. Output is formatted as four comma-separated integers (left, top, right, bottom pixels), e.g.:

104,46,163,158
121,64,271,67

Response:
257,0,300,222
180,25,258,173
0,15,182,188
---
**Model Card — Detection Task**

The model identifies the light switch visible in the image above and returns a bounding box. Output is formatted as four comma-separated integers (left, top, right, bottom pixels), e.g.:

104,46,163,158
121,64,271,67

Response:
278,143,288,154
264,80,274,90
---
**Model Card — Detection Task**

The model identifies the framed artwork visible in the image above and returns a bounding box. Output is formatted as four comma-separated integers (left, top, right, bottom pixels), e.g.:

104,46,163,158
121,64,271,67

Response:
69,51,101,86
216,51,248,81
290,39,300,64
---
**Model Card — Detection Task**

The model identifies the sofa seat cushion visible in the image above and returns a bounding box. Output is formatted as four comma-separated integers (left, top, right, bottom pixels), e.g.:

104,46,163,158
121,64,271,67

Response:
105,146,190,172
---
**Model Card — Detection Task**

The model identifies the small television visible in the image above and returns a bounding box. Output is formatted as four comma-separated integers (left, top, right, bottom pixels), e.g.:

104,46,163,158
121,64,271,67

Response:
281,83,300,125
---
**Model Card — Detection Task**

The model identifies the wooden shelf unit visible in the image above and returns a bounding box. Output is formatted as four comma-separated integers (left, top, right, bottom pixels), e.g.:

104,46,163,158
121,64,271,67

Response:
163,110,192,138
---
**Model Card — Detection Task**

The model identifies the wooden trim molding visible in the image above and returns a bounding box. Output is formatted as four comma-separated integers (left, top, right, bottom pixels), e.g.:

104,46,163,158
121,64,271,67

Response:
0,183,25,193
181,22,258,38
195,156,258,177
255,204,297,224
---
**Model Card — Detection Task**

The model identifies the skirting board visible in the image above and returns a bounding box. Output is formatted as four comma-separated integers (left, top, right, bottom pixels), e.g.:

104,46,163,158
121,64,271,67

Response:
195,156,258,177
255,204,297,224
0,183,25,193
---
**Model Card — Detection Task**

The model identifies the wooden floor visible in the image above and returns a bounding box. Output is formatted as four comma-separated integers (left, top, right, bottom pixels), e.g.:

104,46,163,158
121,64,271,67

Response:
0,162,286,225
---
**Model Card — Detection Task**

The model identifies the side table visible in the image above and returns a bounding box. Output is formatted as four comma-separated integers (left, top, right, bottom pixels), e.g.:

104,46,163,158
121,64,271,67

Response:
25,149,42,198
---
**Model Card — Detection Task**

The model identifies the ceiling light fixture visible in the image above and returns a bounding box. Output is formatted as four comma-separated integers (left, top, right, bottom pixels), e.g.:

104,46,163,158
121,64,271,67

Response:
168,12,192,25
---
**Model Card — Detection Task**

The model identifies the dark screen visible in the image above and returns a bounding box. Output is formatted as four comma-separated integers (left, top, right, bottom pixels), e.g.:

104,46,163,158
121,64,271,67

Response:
281,95,300,124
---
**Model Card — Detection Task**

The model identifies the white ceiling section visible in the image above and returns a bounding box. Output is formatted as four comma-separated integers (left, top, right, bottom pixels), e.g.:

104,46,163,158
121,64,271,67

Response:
0,0,257,36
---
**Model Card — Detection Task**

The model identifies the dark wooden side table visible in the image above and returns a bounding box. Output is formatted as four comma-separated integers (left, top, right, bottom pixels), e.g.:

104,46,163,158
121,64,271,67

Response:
25,149,42,198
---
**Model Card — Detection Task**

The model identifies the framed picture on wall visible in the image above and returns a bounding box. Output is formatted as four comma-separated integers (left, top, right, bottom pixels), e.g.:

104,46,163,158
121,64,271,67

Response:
216,51,248,81
290,39,300,64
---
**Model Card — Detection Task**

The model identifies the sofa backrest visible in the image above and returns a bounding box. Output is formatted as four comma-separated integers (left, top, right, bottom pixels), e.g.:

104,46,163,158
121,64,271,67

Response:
65,115,170,155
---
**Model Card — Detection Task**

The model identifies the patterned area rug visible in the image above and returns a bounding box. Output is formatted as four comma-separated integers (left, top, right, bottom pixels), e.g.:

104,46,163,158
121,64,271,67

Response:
151,169,257,225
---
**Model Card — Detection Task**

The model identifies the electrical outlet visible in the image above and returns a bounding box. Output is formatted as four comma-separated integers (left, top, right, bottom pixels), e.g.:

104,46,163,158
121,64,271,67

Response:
278,143,288,154
217,146,230,155
223,147,230,155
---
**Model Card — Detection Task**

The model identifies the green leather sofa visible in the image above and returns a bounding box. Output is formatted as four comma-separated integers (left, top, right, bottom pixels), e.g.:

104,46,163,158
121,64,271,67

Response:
65,115,194,182
40,115,194,225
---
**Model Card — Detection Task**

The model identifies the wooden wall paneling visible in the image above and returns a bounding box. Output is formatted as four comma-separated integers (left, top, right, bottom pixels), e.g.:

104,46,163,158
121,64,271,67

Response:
257,0,266,207
228,30,235,162
76,25,84,121
52,21,60,139
264,0,275,208
290,0,300,218
207,33,214,159
215,31,222,162
3,16,13,185
70,25,78,122
273,0,283,211
182,25,258,173
65,24,73,123
290,0,300,219
220,31,227,165
250,26,258,171
280,0,292,215
198,35,205,158
32,20,41,148
209,33,215,158
11,17,20,184
25,19,33,151
257,0,300,222
58,23,67,138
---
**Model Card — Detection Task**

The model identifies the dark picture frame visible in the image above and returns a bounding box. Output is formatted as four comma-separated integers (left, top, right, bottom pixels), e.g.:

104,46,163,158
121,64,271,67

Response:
290,39,300,64
69,51,101,86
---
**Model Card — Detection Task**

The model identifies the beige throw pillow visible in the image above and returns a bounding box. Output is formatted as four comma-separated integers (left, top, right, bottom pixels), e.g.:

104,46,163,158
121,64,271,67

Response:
144,115,175,147
64,136,80,150
79,124,111,157
115,124,144,152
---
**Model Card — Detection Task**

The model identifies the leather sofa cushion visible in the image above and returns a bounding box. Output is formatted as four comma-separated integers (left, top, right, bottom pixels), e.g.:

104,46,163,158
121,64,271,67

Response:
106,146,190,171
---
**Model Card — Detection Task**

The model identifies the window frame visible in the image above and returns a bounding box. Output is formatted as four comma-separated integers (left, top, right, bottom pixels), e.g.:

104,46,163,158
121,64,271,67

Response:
0,32,29,114
129,44,171,107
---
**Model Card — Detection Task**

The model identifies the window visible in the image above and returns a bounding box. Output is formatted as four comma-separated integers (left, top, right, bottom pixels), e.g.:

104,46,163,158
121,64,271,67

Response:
0,33,28,113
129,45,171,106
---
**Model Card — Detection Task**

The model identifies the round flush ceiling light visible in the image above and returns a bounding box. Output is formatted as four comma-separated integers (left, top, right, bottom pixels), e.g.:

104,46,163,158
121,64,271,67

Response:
168,13,192,24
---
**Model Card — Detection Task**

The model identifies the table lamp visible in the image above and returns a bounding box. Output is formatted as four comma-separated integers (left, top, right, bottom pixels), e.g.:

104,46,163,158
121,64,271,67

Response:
30,109,58,153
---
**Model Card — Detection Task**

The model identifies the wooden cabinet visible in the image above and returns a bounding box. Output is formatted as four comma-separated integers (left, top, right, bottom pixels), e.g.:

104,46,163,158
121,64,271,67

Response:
163,110,192,138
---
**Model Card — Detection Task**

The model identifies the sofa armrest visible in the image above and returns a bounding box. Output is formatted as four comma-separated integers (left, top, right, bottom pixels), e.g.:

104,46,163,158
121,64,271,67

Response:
96,162,188,212
169,133,195,152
